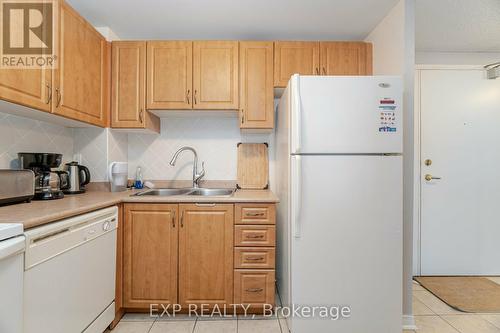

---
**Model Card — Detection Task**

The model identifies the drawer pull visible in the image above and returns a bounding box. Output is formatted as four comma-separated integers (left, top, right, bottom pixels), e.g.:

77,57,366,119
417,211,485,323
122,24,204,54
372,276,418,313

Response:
245,212,265,217
195,203,216,207
246,234,264,239
246,288,264,293
245,256,264,261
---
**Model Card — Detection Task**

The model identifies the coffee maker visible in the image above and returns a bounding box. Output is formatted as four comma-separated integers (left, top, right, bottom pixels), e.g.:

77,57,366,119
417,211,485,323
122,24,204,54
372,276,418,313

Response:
18,153,69,200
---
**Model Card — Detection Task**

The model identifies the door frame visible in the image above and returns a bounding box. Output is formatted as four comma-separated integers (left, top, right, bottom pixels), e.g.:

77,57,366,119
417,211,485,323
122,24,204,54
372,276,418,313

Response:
413,65,486,276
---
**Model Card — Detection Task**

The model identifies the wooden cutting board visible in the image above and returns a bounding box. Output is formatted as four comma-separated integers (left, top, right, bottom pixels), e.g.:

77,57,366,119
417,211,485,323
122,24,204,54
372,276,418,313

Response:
237,143,269,190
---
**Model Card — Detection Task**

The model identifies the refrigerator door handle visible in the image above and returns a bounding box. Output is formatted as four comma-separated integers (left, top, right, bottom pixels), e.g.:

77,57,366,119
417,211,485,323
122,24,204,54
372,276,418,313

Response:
293,155,302,238
291,74,301,154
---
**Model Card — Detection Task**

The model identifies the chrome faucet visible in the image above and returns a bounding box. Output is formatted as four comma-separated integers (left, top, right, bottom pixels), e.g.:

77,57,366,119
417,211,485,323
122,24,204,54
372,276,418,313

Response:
169,147,205,188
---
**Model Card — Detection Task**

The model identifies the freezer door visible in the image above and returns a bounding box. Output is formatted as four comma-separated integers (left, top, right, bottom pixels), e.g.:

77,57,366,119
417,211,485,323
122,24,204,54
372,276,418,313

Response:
291,75,403,154
289,155,402,333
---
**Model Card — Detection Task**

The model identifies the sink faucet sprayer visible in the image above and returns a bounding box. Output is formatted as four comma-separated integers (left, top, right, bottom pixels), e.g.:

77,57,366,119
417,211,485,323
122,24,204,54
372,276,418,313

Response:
169,147,205,188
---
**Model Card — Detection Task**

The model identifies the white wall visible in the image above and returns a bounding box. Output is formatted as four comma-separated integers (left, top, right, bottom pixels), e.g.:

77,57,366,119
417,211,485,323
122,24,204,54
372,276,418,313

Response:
416,51,500,65
365,1,405,75
365,0,416,329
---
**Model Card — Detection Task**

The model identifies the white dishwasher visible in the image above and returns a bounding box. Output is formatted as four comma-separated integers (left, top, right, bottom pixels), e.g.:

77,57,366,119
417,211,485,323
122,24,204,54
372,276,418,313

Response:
0,223,25,333
24,206,118,333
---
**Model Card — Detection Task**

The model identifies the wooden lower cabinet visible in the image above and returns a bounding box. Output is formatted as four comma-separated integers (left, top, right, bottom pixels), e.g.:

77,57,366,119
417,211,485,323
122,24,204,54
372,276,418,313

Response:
111,204,124,328
120,202,275,314
179,204,234,307
123,204,178,308
234,270,275,311
235,203,276,225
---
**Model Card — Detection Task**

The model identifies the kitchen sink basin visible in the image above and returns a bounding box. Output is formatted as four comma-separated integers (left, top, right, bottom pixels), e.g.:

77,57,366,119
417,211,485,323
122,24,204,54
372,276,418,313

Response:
187,188,235,196
133,188,235,197
133,188,193,196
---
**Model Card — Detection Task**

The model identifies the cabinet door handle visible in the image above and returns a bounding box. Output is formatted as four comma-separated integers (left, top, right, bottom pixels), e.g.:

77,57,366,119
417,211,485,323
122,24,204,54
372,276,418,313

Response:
246,256,264,261
246,234,264,239
55,88,61,107
195,203,216,207
322,67,326,75
172,210,176,228
45,83,52,104
186,89,190,104
241,109,244,124
315,67,319,75
246,288,264,293
245,212,264,217
194,90,197,104
180,211,184,228
139,108,143,123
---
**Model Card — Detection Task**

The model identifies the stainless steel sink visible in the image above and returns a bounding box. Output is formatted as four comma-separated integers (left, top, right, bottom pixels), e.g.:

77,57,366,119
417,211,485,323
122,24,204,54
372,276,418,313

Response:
133,188,235,197
187,188,235,196
133,188,193,196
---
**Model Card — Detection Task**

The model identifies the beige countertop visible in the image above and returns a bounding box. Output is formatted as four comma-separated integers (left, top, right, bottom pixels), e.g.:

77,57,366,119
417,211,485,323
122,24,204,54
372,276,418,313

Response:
0,183,279,230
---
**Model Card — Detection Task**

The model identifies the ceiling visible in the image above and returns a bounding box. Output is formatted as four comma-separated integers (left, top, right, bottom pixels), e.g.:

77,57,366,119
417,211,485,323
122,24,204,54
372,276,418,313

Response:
66,0,399,41
416,0,500,52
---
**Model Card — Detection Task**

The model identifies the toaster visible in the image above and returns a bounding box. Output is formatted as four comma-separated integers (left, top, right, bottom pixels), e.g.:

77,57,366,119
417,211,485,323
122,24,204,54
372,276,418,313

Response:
0,169,35,206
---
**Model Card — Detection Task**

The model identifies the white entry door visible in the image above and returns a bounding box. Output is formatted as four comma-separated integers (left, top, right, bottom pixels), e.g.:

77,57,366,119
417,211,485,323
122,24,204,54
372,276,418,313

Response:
420,69,500,275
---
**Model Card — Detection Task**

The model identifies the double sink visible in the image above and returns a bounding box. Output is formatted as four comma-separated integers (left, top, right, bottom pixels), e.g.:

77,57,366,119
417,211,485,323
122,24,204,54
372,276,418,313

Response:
133,188,235,197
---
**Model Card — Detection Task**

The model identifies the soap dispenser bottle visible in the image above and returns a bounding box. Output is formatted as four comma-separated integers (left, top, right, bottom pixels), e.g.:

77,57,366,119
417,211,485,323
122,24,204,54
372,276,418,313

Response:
134,166,143,189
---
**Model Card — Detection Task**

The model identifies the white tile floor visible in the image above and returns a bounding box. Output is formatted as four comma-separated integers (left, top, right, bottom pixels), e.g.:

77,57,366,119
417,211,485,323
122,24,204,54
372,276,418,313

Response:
107,278,500,333
107,312,286,333
106,293,288,333
405,277,500,333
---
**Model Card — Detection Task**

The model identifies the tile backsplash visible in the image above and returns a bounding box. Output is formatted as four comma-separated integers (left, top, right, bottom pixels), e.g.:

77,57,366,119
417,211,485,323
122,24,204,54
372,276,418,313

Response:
0,113,74,169
0,111,274,187
128,115,275,185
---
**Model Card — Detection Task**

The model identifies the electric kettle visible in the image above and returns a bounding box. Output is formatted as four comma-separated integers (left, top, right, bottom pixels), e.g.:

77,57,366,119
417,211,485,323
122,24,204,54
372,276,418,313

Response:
63,162,91,194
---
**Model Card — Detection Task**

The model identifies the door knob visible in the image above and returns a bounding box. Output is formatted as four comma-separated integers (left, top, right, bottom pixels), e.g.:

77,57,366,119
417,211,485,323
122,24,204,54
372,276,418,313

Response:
425,174,441,181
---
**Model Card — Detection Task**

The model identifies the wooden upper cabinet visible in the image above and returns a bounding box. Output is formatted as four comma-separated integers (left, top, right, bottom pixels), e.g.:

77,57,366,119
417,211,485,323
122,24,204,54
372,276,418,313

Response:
320,42,373,75
239,41,274,129
123,204,178,308
147,41,193,109
274,41,320,87
53,1,109,127
193,41,239,109
179,204,233,307
0,67,52,112
111,41,160,132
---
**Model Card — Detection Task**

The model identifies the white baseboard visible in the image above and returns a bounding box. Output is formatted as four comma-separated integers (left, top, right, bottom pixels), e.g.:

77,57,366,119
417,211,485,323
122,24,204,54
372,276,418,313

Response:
403,315,417,330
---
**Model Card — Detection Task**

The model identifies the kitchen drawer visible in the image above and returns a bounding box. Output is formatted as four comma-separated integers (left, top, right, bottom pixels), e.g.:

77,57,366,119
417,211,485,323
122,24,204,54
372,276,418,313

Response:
234,269,275,309
235,225,275,247
235,204,275,225
234,247,275,269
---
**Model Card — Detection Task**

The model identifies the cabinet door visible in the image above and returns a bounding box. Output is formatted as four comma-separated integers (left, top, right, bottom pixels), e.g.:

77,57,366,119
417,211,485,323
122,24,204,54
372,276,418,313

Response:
320,42,373,75
234,270,275,311
53,1,108,127
239,42,274,129
111,41,146,128
123,204,178,308
274,41,320,87
193,41,238,109
147,41,193,109
0,67,52,112
179,204,233,307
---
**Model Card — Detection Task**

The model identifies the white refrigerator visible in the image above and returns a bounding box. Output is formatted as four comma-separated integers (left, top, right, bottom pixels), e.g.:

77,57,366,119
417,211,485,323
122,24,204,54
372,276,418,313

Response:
276,75,403,333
